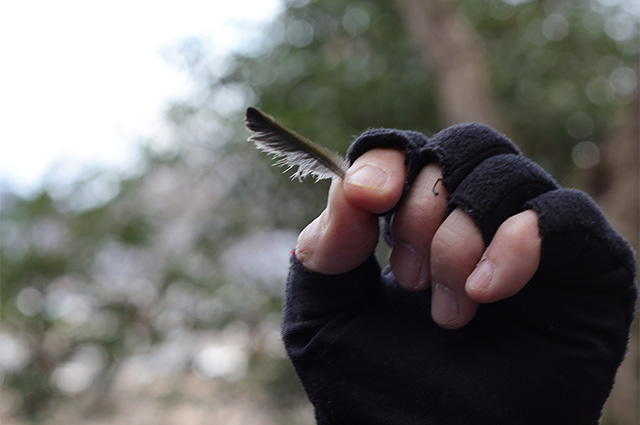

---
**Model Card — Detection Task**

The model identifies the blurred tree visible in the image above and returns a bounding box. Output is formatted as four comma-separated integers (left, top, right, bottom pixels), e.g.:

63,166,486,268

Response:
1,0,637,424
586,98,639,425
395,0,507,130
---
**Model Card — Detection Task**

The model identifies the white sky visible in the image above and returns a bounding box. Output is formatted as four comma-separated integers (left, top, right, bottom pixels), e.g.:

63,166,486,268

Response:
0,0,282,196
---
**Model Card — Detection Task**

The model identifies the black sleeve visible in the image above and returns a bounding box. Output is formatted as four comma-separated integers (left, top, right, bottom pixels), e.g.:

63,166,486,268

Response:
282,124,637,425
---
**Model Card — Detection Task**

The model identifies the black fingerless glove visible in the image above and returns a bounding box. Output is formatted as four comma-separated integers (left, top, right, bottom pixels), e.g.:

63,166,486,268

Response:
283,124,637,425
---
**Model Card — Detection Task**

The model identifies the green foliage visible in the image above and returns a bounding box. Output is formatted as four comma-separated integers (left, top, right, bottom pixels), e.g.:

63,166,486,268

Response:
244,0,441,141
460,0,638,176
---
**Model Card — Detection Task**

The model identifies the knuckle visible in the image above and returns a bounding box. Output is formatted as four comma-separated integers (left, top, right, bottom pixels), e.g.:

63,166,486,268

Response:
431,217,484,271
499,212,540,249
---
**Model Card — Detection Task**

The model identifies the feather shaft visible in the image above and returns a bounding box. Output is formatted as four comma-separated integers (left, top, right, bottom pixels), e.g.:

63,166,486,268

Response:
245,107,347,181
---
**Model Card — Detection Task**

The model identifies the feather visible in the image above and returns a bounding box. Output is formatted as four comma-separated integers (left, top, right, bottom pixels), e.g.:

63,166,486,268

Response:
245,107,347,181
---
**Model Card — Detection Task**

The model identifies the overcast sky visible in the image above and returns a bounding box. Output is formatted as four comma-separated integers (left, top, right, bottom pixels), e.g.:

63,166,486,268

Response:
0,0,282,196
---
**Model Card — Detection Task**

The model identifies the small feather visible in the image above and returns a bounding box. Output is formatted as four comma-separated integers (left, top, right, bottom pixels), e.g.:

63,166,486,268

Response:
245,107,347,181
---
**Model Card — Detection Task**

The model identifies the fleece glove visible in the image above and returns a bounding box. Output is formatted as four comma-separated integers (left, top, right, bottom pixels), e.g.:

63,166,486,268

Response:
282,123,637,425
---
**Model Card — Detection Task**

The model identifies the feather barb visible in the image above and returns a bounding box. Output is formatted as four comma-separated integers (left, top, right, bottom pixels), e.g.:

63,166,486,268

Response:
245,107,347,181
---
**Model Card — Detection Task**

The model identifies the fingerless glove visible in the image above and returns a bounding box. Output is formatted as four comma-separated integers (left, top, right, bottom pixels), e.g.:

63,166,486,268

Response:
283,123,637,425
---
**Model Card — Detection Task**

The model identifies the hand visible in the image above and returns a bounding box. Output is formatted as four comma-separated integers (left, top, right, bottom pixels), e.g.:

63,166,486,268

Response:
285,124,636,424
296,148,541,329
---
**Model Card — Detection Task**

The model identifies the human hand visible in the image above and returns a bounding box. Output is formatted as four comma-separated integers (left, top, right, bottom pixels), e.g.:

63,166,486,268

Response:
284,124,636,424
296,148,541,329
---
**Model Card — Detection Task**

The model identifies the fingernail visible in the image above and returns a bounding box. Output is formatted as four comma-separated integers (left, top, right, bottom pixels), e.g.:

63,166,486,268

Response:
467,258,495,293
432,281,460,324
346,164,389,190
391,243,423,289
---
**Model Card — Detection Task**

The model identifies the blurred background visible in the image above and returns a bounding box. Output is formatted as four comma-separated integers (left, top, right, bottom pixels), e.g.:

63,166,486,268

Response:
1,0,638,423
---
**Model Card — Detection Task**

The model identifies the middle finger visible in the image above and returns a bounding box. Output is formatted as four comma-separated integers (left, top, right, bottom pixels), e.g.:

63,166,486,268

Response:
389,163,449,291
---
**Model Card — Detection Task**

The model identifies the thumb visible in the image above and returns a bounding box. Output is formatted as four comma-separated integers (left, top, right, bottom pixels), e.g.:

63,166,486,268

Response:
295,148,406,275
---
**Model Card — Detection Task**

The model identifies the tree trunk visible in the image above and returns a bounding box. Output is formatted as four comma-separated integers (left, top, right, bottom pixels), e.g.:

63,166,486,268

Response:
589,99,639,425
393,0,506,132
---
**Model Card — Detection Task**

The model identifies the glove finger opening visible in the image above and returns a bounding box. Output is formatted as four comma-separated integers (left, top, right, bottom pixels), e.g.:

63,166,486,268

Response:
447,154,559,245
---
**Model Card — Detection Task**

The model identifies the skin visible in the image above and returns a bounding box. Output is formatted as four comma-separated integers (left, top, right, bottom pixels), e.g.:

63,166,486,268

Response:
295,148,541,329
